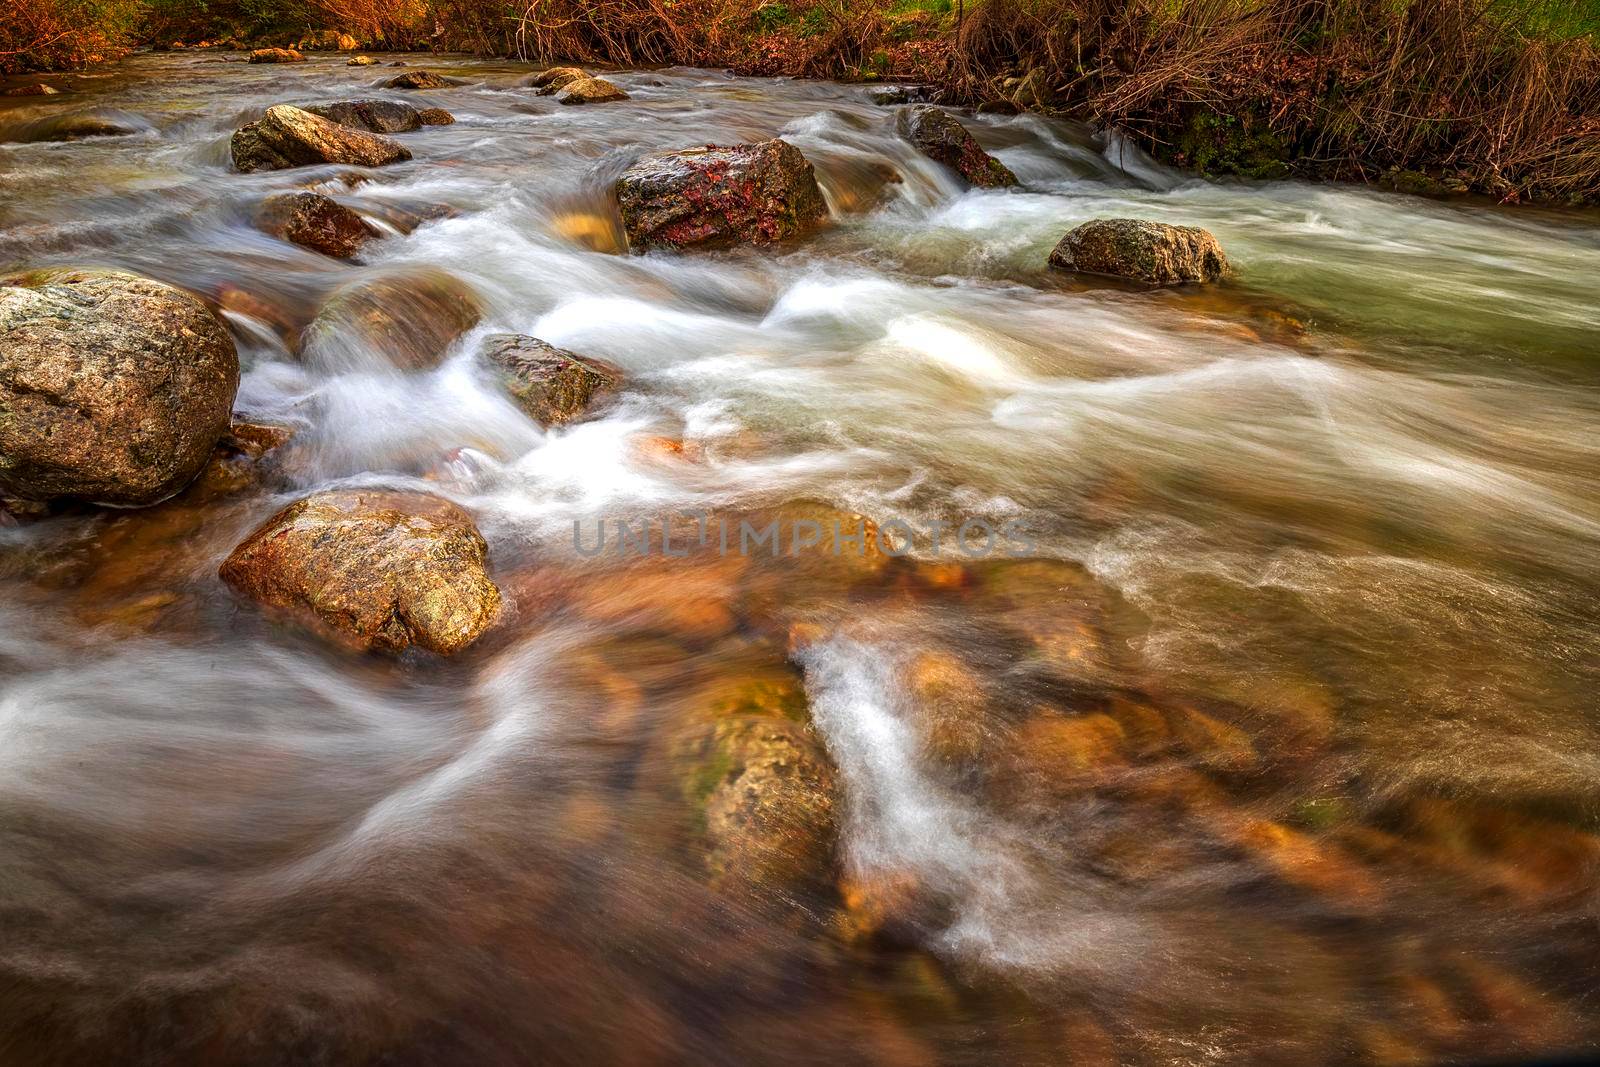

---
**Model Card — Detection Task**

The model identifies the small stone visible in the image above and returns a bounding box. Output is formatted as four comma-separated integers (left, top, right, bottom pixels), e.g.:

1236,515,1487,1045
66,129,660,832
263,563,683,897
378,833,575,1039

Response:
555,76,628,105
347,55,377,66
522,66,587,94
382,70,456,90
248,47,304,64
1048,218,1230,285
256,191,375,259
481,334,623,426
1,83,59,97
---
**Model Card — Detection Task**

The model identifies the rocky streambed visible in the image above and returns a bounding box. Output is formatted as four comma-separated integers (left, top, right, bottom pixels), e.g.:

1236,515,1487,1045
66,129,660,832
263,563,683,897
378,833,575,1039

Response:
2,50,1600,1067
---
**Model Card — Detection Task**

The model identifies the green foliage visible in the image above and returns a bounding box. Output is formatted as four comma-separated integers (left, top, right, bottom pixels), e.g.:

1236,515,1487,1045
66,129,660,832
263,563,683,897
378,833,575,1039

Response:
1174,110,1292,180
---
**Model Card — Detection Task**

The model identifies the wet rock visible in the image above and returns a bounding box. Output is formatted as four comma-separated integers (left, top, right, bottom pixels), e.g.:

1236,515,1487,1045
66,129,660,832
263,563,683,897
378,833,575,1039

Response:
481,333,623,426
347,55,377,66
256,190,376,259
1048,218,1230,285
231,104,411,173
522,66,587,94
303,266,481,370
615,139,828,252
382,70,458,90
415,106,454,126
555,76,628,105
668,672,839,896
976,99,1021,116
903,650,991,771
869,85,930,105
350,197,457,235
180,419,295,505
5,108,148,143
1004,709,1129,795
302,98,436,133
0,268,239,507
2,83,58,97
249,47,304,64
897,105,1018,188
220,488,501,655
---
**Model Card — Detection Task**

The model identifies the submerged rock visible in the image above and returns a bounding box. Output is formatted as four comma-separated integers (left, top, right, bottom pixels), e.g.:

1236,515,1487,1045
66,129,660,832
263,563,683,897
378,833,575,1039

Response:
666,672,839,897
231,104,411,172
0,268,239,507
220,489,501,655
2,83,59,97
556,76,628,105
1048,218,1229,285
897,104,1018,188
522,66,587,94
382,70,457,90
302,98,445,133
615,139,828,252
256,190,375,259
4,108,148,143
249,47,304,64
303,266,481,371
481,334,623,426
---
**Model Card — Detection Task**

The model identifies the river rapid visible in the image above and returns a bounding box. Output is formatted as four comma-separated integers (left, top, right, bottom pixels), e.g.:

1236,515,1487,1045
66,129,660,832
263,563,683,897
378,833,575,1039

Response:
2,50,1599,1067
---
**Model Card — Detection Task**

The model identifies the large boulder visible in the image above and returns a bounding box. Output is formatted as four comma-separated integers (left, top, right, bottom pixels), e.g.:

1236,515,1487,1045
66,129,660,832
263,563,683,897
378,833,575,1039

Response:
382,70,458,90
482,334,623,426
256,191,375,259
231,104,411,173
220,489,501,655
249,47,304,64
556,77,628,105
301,266,482,371
1047,218,1230,285
0,268,239,507
897,104,1018,188
615,139,828,252
302,98,452,133
521,66,587,94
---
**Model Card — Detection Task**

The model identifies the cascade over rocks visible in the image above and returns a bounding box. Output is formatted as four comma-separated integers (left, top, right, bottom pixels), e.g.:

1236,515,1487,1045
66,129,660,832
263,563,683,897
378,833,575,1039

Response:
301,266,482,371
231,104,411,172
220,489,502,655
0,268,239,507
615,139,828,251
256,191,375,259
1048,218,1230,285
482,334,623,426
897,104,1018,188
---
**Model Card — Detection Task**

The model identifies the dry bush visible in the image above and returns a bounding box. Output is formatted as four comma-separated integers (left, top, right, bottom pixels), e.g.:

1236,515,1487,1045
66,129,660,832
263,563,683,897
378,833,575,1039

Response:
308,0,431,47
1,0,144,73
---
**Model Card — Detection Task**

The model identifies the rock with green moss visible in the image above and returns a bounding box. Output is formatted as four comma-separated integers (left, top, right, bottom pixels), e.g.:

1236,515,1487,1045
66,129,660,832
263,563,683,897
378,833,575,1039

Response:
1048,218,1230,285
1174,110,1290,180
664,672,839,897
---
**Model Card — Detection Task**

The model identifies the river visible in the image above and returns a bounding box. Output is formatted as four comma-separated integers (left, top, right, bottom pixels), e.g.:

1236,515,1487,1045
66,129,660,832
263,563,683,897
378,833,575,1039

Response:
2,50,1599,1066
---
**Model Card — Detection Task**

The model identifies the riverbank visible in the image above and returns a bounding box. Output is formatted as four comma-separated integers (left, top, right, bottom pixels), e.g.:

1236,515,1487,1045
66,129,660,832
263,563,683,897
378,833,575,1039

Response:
5,0,1598,204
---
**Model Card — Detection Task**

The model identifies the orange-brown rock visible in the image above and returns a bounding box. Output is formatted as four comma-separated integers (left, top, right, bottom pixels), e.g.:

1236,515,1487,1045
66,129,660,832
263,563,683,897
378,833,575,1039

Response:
256,191,375,259
0,267,239,507
482,334,623,426
220,489,501,654
231,104,411,173
301,266,481,371
248,47,304,63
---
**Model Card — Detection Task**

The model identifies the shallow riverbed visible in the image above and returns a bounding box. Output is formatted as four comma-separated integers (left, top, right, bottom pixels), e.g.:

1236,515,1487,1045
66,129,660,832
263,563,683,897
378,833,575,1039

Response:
2,50,1599,1067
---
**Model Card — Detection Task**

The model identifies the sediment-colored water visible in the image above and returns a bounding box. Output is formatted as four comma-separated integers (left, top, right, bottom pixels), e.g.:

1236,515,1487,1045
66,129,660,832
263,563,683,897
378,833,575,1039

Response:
2,51,1599,1067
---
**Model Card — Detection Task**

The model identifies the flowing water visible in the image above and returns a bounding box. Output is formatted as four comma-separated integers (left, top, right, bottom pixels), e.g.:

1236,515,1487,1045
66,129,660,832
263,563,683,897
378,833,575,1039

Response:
3,51,1600,1066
